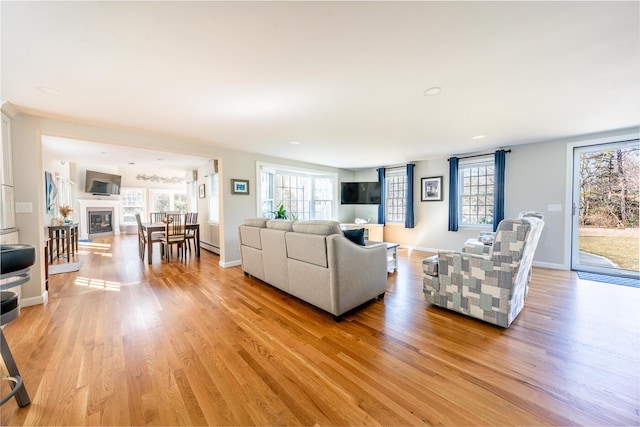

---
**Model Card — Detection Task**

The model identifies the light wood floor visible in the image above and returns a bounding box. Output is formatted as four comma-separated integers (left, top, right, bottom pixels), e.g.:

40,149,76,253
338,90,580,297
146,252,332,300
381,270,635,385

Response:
1,235,638,426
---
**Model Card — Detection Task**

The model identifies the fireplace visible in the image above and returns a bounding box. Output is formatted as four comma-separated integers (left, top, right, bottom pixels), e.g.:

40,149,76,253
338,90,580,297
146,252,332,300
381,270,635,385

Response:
87,208,114,237
77,200,121,240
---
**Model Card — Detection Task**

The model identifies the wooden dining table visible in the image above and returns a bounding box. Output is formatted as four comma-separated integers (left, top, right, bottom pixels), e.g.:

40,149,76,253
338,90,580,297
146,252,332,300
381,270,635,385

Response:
141,222,200,264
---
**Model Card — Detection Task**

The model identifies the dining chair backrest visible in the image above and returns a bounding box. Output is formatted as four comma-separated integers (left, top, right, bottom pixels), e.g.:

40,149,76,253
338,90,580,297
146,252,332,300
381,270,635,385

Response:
186,212,198,224
150,212,166,223
165,213,185,238
135,213,144,235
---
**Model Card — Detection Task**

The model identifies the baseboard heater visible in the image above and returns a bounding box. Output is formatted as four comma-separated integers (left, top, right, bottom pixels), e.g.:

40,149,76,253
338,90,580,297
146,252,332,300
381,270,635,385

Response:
200,240,220,255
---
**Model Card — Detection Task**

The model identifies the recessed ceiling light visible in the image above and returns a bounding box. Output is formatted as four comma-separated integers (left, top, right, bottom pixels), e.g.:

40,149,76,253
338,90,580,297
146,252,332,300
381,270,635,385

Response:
157,158,164,161
100,151,108,155
472,135,486,140
37,86,63,96
289,141,301,145
423,87,442,96
128,162,135,165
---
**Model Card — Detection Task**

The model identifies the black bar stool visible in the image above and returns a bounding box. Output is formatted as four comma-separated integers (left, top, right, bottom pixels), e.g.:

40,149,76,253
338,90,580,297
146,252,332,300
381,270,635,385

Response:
1,244,36,407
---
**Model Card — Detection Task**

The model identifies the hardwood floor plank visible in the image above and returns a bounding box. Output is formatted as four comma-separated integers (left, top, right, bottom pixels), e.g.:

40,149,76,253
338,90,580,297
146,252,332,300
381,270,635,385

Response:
1,235,638,426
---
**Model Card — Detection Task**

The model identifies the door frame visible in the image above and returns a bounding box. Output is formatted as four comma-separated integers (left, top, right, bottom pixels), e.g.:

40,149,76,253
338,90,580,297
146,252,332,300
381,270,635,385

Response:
567,133,639,278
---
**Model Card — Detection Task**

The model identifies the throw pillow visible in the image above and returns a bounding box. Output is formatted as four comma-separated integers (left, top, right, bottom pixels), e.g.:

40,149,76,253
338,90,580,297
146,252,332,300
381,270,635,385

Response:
343,228,365,246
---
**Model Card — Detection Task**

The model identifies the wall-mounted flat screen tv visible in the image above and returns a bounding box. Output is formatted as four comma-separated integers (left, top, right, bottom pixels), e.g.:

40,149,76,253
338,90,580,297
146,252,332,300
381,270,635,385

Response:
85,170,122,195
340,182,381,205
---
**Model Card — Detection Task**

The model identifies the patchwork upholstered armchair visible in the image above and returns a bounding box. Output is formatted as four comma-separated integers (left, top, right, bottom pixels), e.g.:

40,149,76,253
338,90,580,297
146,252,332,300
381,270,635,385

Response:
422,216,544,327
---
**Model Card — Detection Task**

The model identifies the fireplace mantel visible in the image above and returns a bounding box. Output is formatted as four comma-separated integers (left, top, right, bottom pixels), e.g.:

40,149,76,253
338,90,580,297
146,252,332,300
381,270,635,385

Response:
77,199,121,240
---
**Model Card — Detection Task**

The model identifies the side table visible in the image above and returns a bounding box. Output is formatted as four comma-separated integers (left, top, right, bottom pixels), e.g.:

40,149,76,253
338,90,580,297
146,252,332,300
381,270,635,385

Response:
386,242,399,273
47,223,79,263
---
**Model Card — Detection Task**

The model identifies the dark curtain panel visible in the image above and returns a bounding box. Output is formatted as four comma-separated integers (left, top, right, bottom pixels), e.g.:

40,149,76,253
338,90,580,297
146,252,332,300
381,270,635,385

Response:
493,149,507,231
405,163,415,228
377,167,386,225
448,157,459,231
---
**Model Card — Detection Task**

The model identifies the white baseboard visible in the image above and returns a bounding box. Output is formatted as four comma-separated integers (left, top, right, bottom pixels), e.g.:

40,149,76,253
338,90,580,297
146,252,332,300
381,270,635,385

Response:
220,259,241,268
21,291,48,307
533,261,567,270
406,246,568,270
407,245,440,254
200,241,220,255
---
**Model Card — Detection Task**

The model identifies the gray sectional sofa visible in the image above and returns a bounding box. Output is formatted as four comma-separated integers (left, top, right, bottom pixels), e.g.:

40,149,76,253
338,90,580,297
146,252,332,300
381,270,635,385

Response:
239,219,388,320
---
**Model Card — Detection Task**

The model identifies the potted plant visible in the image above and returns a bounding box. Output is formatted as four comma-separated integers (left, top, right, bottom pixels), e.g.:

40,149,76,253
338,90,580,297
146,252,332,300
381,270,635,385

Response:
272,204,288,219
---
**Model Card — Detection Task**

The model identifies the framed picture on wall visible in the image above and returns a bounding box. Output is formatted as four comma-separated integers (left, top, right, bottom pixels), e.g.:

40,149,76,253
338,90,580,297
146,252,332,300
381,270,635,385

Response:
231,179,250,195
421,176,443,201
199,184,206,198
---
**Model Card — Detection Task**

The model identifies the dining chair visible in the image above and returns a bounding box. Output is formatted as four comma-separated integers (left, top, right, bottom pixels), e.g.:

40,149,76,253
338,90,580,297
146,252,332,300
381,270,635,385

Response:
161,213,186,261
135,213,163,261
185,212,198,253
149,212,166,223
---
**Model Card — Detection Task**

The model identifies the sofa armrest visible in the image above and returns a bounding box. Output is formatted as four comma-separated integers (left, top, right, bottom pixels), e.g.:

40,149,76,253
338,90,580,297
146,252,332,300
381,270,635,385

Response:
327,235,388,315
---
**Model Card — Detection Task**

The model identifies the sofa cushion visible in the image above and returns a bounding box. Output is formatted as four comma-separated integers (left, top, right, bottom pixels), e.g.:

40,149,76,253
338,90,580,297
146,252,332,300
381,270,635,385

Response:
292,220,342,236
286,232,328,268
343,228,365,246
243,218,268,228
239,225,262,250
266,219,296,231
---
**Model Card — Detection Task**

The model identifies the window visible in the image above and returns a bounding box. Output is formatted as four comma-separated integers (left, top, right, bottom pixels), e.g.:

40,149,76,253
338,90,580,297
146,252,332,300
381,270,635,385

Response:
459,158,494,226
385,168,407,223
55,174,72,208
208,173,219,222
257,162,337,220
150,189,187,213
121,188,145,224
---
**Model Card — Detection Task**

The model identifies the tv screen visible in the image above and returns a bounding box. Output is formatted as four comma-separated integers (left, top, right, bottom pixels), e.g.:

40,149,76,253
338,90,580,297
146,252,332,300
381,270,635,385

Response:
85,170,121,195
340,182,381,204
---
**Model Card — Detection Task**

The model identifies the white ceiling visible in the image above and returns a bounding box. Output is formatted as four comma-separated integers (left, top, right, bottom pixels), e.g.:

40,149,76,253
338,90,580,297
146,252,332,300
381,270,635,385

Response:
2,1,639,170
41,135,210,170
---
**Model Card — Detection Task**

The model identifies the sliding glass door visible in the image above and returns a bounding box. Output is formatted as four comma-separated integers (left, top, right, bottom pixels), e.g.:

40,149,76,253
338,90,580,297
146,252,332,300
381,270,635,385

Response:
571,139,639,278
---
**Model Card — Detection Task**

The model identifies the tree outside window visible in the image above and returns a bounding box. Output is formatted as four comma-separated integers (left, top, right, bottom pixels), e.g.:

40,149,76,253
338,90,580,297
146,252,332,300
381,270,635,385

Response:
458,158,494,226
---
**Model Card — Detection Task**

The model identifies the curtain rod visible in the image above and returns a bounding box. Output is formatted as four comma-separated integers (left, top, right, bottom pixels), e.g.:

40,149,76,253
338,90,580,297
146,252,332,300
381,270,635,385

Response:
448,149,511,161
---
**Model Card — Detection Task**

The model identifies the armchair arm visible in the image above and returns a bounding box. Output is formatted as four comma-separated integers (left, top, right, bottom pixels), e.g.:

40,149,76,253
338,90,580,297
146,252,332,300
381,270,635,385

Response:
437,250,519,297
437,250,491,277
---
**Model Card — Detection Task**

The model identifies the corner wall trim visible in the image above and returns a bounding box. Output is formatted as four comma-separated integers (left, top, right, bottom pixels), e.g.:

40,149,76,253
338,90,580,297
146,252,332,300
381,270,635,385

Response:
220,260,241,268
21,291,48,307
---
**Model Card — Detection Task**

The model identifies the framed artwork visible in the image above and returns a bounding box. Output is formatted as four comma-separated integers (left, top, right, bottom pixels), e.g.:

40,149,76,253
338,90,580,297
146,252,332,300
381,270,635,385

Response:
45,171,58,213
231,179,249,195
199,184,206,198
421,176,443,201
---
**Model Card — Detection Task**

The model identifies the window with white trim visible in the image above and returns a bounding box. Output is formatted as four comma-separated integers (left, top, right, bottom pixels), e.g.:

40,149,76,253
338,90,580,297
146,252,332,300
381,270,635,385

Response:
385,167,407,223
258,163,337,220
121,188,145,224
459,157,494,226
150,189,187,213
55,174,72,208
